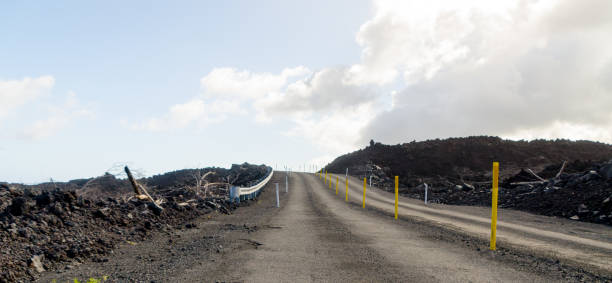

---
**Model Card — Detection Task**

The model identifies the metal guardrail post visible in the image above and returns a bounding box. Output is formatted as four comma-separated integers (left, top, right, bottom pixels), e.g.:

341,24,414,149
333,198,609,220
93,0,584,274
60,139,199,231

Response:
275,183,280,208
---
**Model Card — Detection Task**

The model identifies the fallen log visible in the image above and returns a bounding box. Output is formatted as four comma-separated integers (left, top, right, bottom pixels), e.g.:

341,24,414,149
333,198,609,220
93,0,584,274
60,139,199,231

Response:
124,166,164,215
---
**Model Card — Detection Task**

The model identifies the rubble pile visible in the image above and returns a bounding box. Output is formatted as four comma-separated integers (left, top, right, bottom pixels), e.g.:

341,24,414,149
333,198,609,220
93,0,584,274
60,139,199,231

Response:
0,163,271,282
390,160,612,226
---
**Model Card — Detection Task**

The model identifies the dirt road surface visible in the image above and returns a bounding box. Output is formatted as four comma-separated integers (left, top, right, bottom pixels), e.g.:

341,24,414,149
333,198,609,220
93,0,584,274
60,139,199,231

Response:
36,172,612,282
329,173,612,272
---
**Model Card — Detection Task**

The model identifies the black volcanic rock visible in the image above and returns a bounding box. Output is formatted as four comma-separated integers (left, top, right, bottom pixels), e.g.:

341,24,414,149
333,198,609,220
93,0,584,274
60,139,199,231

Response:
324,137,612,226
0,163,271,282
7,197,29,216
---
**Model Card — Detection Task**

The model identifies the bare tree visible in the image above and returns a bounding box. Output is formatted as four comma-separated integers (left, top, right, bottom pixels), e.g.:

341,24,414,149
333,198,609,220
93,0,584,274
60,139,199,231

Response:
192,169,216,197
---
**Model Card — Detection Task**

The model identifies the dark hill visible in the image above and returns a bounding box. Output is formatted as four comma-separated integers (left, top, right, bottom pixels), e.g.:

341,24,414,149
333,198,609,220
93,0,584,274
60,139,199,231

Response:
325,136,612,226
326,136,612,185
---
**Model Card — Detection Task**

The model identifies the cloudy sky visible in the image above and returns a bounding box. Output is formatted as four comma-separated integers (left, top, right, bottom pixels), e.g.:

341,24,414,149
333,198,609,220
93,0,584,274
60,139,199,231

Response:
2,0,611,183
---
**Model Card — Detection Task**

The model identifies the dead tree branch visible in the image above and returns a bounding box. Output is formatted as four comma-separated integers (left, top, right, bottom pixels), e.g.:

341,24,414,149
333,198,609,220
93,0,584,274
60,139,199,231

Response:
555,161,567,178
527,169,546,182
510,181,546,185
192,170,217,197
202,182,229,188
193,171,216,190
511,160,567,186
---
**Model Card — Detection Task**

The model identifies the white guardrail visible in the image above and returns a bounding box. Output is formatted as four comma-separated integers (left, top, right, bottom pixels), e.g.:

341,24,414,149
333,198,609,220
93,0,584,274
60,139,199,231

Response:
230,168,273,203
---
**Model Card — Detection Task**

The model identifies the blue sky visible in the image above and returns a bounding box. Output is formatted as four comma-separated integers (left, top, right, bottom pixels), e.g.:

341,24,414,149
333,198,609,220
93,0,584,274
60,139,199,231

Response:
2,0,612,183
1,0,370,182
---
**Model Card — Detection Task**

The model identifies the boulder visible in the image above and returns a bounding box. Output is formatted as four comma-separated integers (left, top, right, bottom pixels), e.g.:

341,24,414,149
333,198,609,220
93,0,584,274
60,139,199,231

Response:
462,183,475,191
580,171,600,182
34,193,52,208
599,162,612,180
28,255,44,273
577,204,589,214
7,197,29,216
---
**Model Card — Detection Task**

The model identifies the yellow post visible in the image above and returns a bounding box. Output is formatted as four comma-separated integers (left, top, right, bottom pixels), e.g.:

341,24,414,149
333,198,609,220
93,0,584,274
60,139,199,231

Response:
490,162,499,251
394,176,398,219
335,177,339,195
345,175,348,202
329,174,332,189
362,177,367,208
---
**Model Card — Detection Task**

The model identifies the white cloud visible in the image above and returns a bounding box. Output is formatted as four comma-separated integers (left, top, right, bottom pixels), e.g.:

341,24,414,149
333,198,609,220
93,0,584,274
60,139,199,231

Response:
358,0,612,144
132,98,247,131
134,65,381,162
0,76,54,117
20,116,71,140
0,76,93,140
200,66,310,100
135,99,204,131
285,103,377,154
502,121,612,143
135,0,612,162
254,67,378,120
252,68,381,157
18,92,94,140
134,66,311,131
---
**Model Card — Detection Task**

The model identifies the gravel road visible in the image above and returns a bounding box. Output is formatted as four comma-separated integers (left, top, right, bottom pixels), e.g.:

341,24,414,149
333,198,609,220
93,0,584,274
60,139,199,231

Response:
330,173,612,274
36,172,612,282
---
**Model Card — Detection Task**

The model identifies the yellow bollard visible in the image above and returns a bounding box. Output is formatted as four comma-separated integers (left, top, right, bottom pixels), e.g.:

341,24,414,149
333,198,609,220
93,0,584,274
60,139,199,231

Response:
345,175,348,202
329,174,332,189
394,176,398,219
336,176,339,195
490,162,499,251
362,177,367,208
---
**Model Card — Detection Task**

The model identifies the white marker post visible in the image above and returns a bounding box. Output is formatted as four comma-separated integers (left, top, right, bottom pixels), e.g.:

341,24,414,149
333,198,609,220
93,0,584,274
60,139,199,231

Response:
285,175,288,193
424,183,428,204
275,183,280,208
